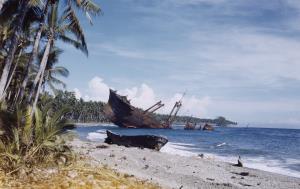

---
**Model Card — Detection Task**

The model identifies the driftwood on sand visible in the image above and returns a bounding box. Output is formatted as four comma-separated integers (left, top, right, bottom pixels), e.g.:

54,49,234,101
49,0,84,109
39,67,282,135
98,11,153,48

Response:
104,130,168,151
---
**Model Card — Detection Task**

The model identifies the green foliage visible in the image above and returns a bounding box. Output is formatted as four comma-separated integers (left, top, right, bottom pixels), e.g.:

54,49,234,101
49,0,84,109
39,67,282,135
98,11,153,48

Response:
44,90,108,123
0,103,72,173
0,0,101,176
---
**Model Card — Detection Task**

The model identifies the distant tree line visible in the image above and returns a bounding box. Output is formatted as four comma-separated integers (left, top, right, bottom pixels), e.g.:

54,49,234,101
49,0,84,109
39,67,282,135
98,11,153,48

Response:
154,114,237,126
46,90,237,126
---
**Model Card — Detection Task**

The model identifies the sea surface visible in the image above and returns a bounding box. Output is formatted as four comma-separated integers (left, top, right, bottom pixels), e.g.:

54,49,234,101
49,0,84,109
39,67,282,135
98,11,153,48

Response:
74,124,300,178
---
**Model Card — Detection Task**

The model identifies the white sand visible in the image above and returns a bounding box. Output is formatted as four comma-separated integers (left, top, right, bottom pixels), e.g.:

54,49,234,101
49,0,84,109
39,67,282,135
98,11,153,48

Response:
69,139,300,189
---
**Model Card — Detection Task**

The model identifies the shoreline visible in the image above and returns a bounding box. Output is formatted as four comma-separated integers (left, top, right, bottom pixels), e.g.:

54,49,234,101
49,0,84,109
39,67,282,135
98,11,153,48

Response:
74,127,300,178
69,138,300,189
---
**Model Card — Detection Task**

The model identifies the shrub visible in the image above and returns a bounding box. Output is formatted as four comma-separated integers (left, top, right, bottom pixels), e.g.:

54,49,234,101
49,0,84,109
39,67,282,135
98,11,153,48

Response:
0,102,73,174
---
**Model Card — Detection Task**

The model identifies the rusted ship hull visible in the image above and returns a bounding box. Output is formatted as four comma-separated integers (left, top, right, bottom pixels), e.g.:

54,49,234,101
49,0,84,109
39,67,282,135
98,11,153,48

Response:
104,89,164,128
104,130,168,150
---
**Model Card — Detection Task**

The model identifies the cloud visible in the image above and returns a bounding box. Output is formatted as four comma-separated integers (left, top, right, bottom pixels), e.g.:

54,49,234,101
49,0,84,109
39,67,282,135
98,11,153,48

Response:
74,76,211,117
160,93,212,117
74,77,110,101
65,0,300,125
120,84,157,109
73,88,82,99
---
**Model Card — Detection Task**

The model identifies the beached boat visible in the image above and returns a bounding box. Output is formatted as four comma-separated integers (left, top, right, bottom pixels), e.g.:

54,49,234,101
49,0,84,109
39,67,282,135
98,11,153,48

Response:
104,130,168,150
104,89,182,129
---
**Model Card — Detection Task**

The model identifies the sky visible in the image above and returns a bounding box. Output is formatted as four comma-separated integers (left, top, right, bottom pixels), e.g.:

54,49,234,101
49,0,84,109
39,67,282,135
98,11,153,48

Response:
59,0,300,126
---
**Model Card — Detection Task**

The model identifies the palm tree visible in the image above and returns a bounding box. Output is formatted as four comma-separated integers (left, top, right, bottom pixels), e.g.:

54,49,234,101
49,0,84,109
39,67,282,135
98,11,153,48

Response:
0,0,42,100
27,0,100,102
38,46,70,94
1,0,100,104
18,0,51,103
30,1,93,113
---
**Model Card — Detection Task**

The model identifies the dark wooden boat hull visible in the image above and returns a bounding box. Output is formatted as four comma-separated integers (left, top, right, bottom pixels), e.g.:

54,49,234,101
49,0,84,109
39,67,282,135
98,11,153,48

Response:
104,130,168,151
104,89,164,128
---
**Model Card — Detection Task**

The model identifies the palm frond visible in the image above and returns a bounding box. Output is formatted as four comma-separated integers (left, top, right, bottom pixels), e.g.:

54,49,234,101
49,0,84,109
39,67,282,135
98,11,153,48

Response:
66,0,101,15
49,66,69,77
75,0,101,15
58,35,87,53
28,0,44,8
61,6,88,55
0,0,19,23
49,77,67,89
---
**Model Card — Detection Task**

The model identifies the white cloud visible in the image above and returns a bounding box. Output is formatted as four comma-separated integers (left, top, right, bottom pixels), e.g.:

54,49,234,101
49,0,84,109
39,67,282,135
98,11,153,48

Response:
77,76,110,101
75,76,211,117
121,84,157,109
73,88,82,99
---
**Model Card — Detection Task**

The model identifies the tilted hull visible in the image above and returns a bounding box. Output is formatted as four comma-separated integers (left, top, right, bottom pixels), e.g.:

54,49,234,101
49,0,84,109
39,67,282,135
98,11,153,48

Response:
104,89,164,128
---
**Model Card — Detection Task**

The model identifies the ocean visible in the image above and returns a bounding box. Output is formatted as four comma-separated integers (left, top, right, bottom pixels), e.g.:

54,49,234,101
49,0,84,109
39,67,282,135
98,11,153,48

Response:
74,125,300,178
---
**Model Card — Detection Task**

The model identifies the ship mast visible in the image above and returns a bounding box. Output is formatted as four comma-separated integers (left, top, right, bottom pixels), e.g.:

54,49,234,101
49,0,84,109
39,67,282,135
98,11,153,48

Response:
164,93,185,128
144,101,164,114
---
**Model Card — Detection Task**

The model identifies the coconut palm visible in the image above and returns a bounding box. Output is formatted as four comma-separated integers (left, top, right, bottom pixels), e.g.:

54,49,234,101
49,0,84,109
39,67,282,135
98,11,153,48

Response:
27,0,100,101
30,1,94,113
1,0,100,104
0,0,43,100
37,46,70,94
22,0,100,102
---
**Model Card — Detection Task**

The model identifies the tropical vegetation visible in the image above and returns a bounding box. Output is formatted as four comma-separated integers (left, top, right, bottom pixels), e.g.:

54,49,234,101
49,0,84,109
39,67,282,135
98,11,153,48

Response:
0,0,100,174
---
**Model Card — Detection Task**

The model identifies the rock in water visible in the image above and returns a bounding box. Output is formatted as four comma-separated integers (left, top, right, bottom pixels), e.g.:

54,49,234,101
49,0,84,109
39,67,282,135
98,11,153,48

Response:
104,130,168,151
202,123,214,131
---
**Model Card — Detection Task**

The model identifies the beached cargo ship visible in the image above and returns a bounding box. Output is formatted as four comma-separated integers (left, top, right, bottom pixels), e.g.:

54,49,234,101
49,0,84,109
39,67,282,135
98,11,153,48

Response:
104,89,182,129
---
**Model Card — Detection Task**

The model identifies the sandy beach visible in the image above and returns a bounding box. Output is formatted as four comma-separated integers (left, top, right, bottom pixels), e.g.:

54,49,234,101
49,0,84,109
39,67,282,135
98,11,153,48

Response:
69,138,300,189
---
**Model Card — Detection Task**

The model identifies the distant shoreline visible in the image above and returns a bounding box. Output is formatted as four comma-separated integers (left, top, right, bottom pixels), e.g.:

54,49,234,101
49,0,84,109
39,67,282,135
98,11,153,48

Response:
73,122,114,126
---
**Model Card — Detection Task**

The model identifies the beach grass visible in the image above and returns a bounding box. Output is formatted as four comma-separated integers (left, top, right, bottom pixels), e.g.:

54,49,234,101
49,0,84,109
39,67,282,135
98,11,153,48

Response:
0,160,160,189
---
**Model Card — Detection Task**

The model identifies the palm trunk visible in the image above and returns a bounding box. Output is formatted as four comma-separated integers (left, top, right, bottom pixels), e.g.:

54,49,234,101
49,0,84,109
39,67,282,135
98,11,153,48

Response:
0,0,28,100
19,0,50,103
27,42,49,103
3,49,22,96
19,30,42,102
31,38,53,115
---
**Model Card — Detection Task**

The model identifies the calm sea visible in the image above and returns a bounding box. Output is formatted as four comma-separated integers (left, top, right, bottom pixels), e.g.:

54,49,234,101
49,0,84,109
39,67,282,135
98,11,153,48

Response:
74,125,300,178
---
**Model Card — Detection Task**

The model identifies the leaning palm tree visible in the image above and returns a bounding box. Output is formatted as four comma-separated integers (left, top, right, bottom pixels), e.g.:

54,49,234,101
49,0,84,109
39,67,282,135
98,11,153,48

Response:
0,0,43,100
35,46,69,94
30,1,91,113
19,0,100,103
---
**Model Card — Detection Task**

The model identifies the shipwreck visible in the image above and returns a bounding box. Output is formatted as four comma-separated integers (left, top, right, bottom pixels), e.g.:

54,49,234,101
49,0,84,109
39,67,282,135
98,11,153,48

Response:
104,89,182,129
